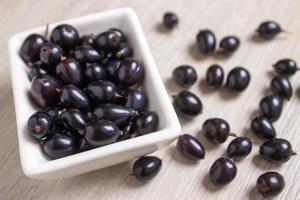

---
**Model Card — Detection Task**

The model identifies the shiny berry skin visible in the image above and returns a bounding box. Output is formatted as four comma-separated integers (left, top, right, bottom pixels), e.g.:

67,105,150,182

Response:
172,65,197,87
93,104,138,126
73,45,102,64
125,89,148,112
259,94,283,122
271,76,292,100
20,34,46,63
177,134,205,160
173,90,202,118
256,172,285,197
50,24,79,51
105,60,121,80
79,34,94,46
30,74,62,108
40,43,63,66
116,59,144,87
114,43,133,59
61,108,87,132
163,12,179,29
259,138,295,163
94,30,122,51
227,137,252,160
109,28,127,42
84,80,117,104
219,36,240,55
56,58,83,86
226,67,251,91
133,156,162,182
196,30,216,54
27,111,53,140
84,119,120,147
59,84,90,111
209,158,237,186
135,111,159,135
202,118,232,144
27,63,47,81
117,122,135,141
251,116,276,139
206,64,224,88
84,63,107,82
42,133,76,159
257,21,282,39
273,59,298,76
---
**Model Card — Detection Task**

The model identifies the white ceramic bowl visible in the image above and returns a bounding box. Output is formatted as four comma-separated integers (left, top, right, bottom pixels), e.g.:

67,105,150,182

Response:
8,8,181,180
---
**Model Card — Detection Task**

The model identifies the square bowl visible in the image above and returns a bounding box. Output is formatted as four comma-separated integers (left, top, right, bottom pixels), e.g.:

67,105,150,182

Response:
8,8,181,180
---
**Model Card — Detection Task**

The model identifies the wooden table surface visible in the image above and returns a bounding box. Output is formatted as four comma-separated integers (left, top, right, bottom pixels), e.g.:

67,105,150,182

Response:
1,0,300,199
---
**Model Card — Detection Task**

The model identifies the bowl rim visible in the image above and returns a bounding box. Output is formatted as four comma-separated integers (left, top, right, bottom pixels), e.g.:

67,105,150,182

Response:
8,7,181,178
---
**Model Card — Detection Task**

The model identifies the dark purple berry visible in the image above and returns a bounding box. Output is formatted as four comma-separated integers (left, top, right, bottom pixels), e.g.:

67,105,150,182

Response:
94,30,122,51
59,84,90,111
257,172,285,197
172,65,197,87
202,118,233,144
135,111,159,135
133,156,162,182
125,89,148,112
259,94,283,122
50,24,79,51
73,45,102,64
257,21,283,39
27,111,52,140
209,158,237,186
177,134,205,160
84,119,120,147
273,59,298,76
173,90,202,118
30,74,62,108
271,76,292,100
20,34,46,63
116,59,144,87
251,116,276,139
163,12,179,29
219,36,240,55
61,108,87,132
226,67,251,91
196,30,216,54
227,137,252,160
56,58,83,86
206,64,224,88
259,138,295,163
42,133,76,159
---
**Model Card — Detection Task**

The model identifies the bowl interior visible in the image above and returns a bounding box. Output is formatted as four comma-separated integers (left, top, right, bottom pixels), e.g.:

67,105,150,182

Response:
9,8,175,168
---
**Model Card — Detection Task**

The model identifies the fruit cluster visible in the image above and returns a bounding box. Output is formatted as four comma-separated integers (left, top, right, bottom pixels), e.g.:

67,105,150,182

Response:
160,12,295,198
21,24,159,160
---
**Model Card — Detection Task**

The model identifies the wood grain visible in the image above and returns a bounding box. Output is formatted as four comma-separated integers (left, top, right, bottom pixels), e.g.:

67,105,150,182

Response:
1,0,300,199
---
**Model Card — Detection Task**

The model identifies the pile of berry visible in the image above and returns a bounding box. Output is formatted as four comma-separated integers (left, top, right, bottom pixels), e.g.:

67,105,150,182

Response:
21,24,159,160
157,12,296,198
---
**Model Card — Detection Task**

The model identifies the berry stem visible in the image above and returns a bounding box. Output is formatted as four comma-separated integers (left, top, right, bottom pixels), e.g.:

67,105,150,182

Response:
228,133,237,137
44,23,49,38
